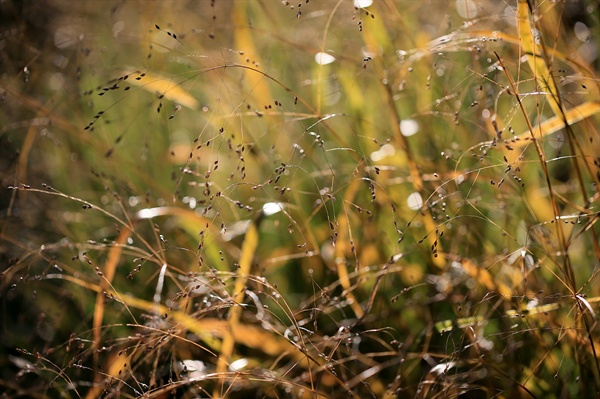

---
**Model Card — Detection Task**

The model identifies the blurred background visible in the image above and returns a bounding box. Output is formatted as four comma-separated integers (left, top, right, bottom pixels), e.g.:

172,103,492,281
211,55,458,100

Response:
1,1,599,398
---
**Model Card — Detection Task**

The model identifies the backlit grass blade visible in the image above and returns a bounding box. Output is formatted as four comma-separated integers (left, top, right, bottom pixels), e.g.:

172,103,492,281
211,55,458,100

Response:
49,273,307,363
232,3,273,110
122,69,199,110
517,0,562,117
509,101,600,148
215,218,259,392
335,178,367,319
89,227,132,399
460,258,513,298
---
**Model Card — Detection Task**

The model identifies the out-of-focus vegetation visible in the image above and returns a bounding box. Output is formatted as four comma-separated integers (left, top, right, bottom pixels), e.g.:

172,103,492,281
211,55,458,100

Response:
1,1,599,398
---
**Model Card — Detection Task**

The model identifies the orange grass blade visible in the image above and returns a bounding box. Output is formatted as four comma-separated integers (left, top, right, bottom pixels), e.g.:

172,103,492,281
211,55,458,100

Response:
87,227,132,399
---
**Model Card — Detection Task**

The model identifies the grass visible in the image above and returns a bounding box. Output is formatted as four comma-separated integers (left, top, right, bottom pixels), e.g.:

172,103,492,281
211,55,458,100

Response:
1,0,599,398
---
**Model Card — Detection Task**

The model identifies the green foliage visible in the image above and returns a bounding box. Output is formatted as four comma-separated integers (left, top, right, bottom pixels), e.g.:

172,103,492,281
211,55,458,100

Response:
1,1,600,398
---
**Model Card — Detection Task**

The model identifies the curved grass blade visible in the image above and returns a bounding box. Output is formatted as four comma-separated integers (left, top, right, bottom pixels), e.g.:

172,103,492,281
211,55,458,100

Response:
517,0,562,117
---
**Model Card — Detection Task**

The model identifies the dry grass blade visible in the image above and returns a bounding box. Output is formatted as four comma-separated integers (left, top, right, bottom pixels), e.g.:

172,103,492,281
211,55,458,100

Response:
335,178,366,319
509,101,600,148
232,3,273,110
47,273,309,363
87,227,133,399
517,0,562,117
121,69,199,110
214,219,259,396
460,257,512,298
